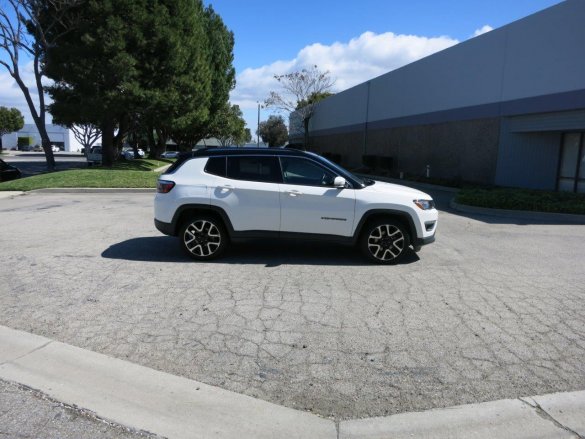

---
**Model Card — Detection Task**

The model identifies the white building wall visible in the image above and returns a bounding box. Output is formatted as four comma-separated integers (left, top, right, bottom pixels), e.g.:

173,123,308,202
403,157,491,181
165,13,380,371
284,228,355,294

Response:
67,130,85,152
0,124,87,152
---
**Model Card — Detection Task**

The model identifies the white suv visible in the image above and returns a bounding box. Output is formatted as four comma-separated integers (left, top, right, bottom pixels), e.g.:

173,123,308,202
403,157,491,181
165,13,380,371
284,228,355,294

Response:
154,148,437,264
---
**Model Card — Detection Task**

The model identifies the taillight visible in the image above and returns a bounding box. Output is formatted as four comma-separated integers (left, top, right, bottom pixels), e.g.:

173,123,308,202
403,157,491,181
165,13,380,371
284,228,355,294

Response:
157,180,175,193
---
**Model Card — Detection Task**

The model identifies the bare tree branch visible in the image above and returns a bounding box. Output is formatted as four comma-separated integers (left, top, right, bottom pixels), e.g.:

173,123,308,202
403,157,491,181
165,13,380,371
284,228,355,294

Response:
264,65,334,148
0,0,83,170
71,123,101,155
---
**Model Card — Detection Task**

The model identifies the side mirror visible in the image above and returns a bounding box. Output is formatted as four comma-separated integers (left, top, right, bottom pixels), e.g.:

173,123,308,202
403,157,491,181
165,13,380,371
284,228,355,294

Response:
334,176,347,189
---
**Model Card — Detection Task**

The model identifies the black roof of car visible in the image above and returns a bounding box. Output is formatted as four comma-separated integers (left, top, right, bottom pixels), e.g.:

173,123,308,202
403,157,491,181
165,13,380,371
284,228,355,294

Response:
166,147,366,188
186,147,310,158
166,147,312,174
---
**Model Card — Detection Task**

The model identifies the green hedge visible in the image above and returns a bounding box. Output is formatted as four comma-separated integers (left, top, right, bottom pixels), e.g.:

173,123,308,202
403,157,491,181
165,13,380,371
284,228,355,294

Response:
456,187,585,215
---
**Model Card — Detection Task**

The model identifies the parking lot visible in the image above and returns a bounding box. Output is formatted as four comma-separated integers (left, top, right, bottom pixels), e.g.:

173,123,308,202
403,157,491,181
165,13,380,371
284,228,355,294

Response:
2,151,88,177
0,191,584,419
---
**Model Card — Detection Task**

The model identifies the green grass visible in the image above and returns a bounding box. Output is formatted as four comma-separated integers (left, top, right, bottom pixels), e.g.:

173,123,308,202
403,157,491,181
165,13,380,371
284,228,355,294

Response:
112,157,174,171
456,187,585,215
0,158,171,191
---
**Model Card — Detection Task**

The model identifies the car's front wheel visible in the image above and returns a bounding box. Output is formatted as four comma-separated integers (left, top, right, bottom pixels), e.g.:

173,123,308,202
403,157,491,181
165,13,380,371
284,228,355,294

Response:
360,219,410,264
180,215,228,260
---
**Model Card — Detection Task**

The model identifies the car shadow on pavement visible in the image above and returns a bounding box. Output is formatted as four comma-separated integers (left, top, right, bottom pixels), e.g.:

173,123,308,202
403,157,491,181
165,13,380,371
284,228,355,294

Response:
101,236,420,267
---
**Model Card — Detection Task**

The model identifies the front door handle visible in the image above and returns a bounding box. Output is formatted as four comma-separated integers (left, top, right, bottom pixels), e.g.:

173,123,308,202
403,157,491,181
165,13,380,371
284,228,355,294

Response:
286,190,302,197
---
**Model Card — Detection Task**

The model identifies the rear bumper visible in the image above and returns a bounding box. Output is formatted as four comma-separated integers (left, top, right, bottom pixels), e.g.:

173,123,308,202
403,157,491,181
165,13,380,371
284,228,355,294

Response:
154,219,175,236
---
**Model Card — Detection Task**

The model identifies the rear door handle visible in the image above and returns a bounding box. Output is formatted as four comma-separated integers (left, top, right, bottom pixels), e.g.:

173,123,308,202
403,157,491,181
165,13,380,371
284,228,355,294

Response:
286,190,302,197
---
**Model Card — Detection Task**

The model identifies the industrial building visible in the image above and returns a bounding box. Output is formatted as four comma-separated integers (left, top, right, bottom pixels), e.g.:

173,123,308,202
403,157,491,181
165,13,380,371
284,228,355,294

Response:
0,124,86,152
299,0,585,193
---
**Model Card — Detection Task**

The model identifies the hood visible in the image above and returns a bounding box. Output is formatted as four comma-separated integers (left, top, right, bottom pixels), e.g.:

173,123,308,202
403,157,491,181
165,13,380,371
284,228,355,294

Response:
363,180,432,199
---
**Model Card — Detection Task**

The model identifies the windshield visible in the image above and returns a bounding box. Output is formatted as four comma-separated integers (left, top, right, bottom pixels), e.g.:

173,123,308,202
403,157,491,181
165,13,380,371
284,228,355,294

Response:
308,152,372,187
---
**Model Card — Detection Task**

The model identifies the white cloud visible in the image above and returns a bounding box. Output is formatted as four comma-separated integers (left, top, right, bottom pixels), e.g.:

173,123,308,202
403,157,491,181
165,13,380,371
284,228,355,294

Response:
232,31,459,110
232,30,459,130
2,30,465,132
0,61,51,123
473,25,494,37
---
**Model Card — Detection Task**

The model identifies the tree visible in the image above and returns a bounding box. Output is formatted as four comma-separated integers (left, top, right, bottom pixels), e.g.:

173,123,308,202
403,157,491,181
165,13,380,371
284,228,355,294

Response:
215,104,248,147
42,1,235,160
265,65,334,149
257,115,288,147
42,0,164,166
170,4,234,150
0,0,80,170
70,124,100,155
242,128,252,145
0,106,24,149
137,0,212,158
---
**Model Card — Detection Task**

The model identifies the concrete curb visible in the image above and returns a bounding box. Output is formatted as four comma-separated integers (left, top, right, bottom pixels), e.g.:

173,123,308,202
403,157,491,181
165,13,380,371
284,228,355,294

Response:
0,191,24,199
0,325,335,439
1,325,584,439
450,199,585,224
340,395,585,438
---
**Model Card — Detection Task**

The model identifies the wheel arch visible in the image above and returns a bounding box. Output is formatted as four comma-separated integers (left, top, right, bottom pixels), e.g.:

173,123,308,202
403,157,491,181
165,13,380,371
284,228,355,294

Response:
171,204,234,237
353,209,417,245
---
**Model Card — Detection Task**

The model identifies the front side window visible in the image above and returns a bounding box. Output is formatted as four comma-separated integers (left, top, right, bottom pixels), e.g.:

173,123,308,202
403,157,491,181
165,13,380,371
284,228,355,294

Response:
280,157,336,186
227,156,282,183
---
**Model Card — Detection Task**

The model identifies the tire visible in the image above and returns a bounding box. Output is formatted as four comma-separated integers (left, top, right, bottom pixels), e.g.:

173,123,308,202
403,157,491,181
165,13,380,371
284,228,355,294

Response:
359,218,410,264
179,215,228,261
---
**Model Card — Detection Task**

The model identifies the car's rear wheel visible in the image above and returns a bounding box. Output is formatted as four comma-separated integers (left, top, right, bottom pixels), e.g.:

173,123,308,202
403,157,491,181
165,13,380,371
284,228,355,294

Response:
180,215,228,260
360,219,410,264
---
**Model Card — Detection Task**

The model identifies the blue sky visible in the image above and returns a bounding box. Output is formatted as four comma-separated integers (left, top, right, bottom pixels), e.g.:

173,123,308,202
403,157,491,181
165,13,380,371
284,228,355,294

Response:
204,0,563,133
207,0,561,73
1,0,564,135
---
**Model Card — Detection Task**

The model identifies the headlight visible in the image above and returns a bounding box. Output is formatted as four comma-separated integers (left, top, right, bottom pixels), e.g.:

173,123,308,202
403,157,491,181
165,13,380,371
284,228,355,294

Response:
413,199,435,210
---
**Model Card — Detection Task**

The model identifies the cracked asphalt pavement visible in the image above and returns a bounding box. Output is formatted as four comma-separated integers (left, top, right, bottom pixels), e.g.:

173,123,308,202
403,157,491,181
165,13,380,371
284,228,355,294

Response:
0,191,584,420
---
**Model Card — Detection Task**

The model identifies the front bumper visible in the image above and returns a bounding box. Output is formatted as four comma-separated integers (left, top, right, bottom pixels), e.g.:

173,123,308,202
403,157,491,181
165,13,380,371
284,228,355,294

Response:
414,234,435,247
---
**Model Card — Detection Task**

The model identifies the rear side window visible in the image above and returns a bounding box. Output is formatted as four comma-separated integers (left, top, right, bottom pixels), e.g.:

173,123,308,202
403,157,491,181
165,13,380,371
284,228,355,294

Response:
227,156,282,183
205,156,226,177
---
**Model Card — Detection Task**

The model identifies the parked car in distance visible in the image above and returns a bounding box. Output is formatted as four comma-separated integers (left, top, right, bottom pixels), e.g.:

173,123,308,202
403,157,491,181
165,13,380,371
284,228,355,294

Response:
154,148,438,264
51,145,60,153
122,148,145,160
87,146,102,165
33,145,43,152
0,159,21,182
161,151,179,158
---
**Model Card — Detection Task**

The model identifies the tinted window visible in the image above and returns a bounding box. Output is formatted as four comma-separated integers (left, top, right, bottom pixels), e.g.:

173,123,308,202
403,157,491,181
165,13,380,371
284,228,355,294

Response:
280,157,335,186
227,156,282,183
205,156,226,177
309,152,363,187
